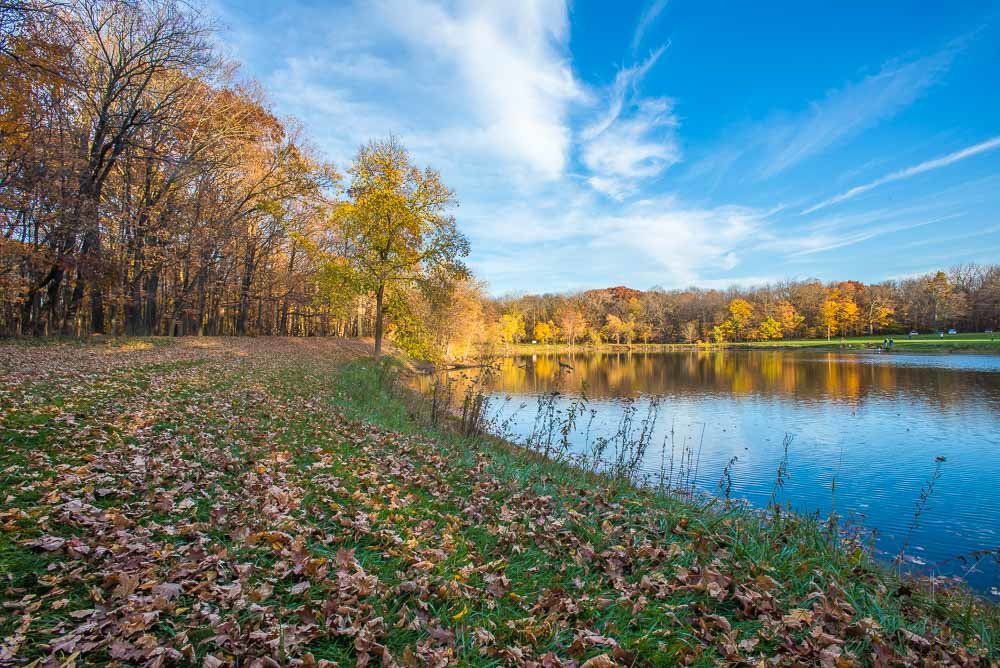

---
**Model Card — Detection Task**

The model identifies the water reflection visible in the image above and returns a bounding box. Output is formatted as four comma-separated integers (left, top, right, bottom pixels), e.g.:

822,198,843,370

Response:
486,350,1000,410
425,350,1000,596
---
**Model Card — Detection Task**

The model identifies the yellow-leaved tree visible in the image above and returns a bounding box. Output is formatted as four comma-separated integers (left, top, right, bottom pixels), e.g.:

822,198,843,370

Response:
533,320,557,344
757,316,783,341
820,289,860,340
728,298,754,341
499,311,526,345
323,137,469,356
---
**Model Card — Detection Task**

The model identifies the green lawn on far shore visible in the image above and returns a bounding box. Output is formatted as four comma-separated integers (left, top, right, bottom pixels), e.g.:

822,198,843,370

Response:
741,331,999,351
503,332,1000,355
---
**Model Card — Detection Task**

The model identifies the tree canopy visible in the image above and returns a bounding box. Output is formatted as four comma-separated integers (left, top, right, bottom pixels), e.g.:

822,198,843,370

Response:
318,137,469,356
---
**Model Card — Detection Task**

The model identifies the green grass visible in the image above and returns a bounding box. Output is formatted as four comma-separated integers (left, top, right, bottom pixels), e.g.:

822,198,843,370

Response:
0,338,997,666
740,332,1000,352
503,332,1000,355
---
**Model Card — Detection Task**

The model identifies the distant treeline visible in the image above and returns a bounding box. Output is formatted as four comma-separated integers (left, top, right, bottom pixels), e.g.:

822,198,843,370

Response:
485,265,1000,346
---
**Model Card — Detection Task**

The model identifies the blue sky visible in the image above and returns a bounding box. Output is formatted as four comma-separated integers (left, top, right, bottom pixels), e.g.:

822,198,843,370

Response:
210,0,1000,294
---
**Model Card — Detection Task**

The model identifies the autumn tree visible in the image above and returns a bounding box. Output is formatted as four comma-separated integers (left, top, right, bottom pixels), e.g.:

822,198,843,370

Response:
498,311,525,345
533,320,556,344
442,280,490,360
757,316,783,341
925,271,968,330
605,314,632,345
727,298,754,341
711,320,735,343
819,295,839,340
604,314,622,344
860,285,894,335
324,137,469,356
682,320,699,343
65,0,212,333
635,320,654,344
775,300,805,338
556,305,586,346
820,289,859,340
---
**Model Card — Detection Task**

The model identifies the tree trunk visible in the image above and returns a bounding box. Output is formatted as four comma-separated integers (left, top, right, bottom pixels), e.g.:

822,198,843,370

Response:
46,266,64,335
65,267,86,335
143,271,159,334
374,282,385,357
126,274,143,335
236,245,256,336
90,277,105,334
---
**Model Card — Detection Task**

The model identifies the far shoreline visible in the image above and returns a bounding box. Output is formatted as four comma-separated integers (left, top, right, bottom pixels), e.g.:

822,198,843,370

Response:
492,333,1000,356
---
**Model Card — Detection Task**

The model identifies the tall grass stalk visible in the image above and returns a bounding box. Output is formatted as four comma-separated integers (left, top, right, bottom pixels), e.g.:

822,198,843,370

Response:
894,455,946,571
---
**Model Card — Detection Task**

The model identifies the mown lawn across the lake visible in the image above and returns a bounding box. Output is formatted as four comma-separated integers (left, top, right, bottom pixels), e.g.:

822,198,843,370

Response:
504,332,1000,355
0,337,997,666
743,332,1000,351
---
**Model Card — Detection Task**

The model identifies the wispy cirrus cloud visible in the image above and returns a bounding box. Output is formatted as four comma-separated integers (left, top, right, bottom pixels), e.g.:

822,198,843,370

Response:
759,46,958,177
580,47,680,199
630,0,669,54
900,223,1000,249
763,213,962,257
689,39,964,183
801,135,1000,214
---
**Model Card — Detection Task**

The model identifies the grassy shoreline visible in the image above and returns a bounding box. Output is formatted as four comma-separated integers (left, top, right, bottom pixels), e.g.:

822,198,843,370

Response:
1,338,997,665
500,332,1000,356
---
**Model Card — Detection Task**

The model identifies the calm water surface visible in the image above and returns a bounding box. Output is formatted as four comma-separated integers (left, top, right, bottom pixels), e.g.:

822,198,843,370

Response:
437,350,1000,595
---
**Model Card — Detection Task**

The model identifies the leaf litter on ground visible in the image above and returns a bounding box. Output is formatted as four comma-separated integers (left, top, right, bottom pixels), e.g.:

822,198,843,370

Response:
0,337,997,666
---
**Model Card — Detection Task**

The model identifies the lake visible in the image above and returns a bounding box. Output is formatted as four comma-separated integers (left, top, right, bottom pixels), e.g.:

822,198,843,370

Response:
430,349,1000,596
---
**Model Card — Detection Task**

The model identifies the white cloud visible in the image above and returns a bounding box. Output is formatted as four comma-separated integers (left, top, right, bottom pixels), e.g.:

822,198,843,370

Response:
236,0,583,186
801,136,1000,214
581,48,680,199
760,47,957,177
461,188,772,292
593,199,763,284
763,213,962,257
375,0,583,180
687,42,962,184
631,0,669,54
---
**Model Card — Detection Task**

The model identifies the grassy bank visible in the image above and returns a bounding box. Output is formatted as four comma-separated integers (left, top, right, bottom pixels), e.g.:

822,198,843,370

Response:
502,332,1000,356
1,338,997,665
